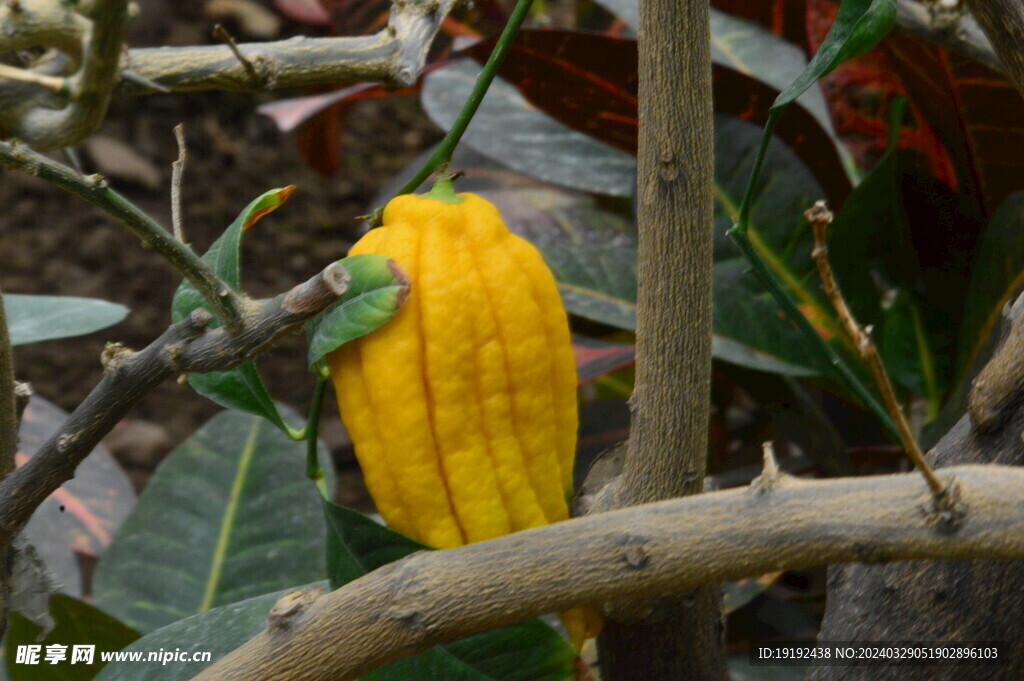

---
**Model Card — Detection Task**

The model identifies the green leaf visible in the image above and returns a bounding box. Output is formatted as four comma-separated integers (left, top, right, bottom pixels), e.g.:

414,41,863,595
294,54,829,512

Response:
4,295,128,346
92,408,328,633
772,0,897,113
323,501,576,681
5,594,139,681
714,115,843,376
93,583,327,681
879,290,942,418
422,58,636,197
171,187,297,432
306,254,410,366
955,192,1024,381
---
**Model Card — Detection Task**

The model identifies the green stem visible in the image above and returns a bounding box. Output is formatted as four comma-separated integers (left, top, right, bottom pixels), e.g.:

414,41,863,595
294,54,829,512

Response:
0,141,244,329
368,0,535,224
728,228,898,438
304,377,329,483
734,115,778,234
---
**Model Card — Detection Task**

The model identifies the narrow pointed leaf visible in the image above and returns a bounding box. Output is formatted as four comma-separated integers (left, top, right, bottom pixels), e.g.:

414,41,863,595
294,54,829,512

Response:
92,409,328,633
305,254,410,366
772,0,897,113
324,502,576,681
171,187,297,432
4,295,128,346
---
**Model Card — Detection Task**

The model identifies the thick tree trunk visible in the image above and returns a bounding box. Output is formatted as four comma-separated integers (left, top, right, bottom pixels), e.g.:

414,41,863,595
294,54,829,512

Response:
595,0,728,679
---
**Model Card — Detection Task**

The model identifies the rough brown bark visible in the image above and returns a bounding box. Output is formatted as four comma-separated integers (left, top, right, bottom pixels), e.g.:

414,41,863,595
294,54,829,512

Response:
191,464,1024,681
594,0,726,678
810,300,1024,681
965,0,1024,96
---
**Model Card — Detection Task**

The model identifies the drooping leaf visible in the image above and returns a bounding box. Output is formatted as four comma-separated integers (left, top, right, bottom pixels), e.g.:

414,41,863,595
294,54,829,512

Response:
305,254,410,366
422,57,637,197
773,0,897,113
93,583,327,681
92,409,328,633
715,114,848,376
5,594,139,681
323,502,577,681
171,187,297,432
4,295,128,346
17,396,136,599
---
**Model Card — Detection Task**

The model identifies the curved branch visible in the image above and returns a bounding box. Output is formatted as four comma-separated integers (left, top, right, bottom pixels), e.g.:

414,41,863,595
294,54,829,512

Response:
0,140,244,329
964,0,1024,96
192,464,1024,681
896,0,1001,74
0,263,350,536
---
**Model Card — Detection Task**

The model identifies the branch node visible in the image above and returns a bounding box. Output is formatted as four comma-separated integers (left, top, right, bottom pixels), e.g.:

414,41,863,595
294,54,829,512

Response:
282,262,351,315
213,24,263,86
751,441,786,494
267,586,324,632
100,342,135,374
923,478,965,532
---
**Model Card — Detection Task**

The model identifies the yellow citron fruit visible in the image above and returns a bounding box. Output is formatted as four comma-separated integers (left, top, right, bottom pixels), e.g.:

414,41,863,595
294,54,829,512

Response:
327,178,600,646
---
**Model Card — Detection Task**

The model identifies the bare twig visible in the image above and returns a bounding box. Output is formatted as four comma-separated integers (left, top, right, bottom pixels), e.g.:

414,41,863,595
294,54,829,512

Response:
0,139,244,330
806,201,946,498
964,0,1024,97
0,63,66,94
0,0,461,149
212,24,262,86
171,123,186,243
896,0,1002,73
0,290,17,640
6,0,134,149
192,464,1020,681
0,262,351,536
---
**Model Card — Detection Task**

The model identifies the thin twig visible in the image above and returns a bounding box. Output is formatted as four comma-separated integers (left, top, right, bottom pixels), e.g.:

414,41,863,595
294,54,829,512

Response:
0,139,244,330
806,201,946,498
0,63,66,94
212,24,262,85
119,69,170,94
191,464,1022,681
0,262,351,536
171,123,187,243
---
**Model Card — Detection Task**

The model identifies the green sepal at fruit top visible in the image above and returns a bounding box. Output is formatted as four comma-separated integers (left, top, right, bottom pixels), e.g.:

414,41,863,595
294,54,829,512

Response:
323,500,578,681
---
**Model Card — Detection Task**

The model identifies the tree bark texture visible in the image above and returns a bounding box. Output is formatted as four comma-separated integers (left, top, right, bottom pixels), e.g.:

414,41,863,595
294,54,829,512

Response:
811,302,1024,681
595,0,727,678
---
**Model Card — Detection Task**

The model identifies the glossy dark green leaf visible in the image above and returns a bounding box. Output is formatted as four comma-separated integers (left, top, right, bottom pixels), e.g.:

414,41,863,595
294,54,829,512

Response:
879,289,942,418
92,409,328,634
306,254,410,366
93,583,327,681
714,115,844,377
5,595,139,681
772,0,897,113
955,192,1024,381
422,58,636,197
324,501,576,681
171,187,297,432
4,295,128,346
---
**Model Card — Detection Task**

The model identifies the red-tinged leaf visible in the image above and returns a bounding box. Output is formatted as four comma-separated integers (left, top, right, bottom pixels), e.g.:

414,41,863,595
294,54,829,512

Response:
465,29,850,206
259,82,421,133
274,0,331,26
805,1,957,183
243,185,296,229
712,0,807,45
297,99,344,176
882,32,1024,215
573,336,636,385
442,16,483,39
320,0,390,35
17,396,136,598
